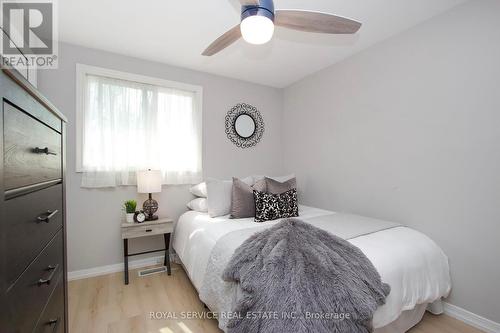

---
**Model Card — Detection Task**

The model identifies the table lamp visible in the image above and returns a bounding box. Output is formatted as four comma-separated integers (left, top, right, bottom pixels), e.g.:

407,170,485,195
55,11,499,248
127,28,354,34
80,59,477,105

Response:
137,169,162,221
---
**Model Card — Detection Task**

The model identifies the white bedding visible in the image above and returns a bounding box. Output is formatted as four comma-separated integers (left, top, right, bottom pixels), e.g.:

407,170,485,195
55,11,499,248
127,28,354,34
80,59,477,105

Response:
172,205,451,330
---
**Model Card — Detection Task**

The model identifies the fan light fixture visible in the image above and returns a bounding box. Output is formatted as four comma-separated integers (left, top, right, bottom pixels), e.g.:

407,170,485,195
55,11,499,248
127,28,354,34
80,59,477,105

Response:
240,15,274,45
202,0,362,57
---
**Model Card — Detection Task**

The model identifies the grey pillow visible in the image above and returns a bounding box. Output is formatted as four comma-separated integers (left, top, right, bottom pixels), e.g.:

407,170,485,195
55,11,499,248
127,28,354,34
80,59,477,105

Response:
265,177,297,194
230,177,267,219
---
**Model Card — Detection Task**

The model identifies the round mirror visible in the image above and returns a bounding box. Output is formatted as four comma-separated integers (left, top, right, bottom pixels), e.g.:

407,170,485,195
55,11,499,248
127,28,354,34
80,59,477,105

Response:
234,114,256,138
225,103,264,148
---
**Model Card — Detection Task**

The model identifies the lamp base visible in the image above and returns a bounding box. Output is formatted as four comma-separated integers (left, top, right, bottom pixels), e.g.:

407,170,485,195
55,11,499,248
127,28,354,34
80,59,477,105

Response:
143,194,159,222
145,215,158,221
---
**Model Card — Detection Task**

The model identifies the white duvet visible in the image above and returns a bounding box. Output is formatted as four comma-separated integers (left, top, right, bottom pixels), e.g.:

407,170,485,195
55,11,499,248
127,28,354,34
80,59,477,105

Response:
172,206,451,331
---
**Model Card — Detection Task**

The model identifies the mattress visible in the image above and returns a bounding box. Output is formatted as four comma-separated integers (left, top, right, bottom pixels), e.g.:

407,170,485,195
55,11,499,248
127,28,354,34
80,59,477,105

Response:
172,205,451,330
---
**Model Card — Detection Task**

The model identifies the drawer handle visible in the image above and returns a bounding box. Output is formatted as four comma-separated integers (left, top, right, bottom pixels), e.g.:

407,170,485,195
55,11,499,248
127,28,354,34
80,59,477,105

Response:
32,147,57,155
37,264,59,286
146,229,152,232
47,317,60,333
47,318,58,325
37,210,59,223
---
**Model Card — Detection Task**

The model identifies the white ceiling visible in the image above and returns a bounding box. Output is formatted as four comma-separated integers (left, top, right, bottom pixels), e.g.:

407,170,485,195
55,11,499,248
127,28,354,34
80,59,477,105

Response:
59,0,467,88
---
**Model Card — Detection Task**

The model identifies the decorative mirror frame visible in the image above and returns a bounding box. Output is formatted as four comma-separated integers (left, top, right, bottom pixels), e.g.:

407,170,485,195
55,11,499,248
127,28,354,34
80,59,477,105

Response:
225,103,265,148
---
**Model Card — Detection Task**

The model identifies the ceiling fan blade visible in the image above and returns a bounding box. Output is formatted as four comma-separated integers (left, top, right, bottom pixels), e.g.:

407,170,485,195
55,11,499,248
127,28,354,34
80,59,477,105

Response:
239,0,259,5
202,25,242,56
275,10,362,34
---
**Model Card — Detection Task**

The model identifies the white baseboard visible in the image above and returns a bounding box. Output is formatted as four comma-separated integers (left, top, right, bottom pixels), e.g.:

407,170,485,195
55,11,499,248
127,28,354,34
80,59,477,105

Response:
444,302,500,333
68,255,164,281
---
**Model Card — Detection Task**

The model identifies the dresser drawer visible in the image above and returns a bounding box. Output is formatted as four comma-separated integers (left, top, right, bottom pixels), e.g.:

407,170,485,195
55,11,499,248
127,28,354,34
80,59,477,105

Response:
4,184,63,286
3,101,62,191
5,231,63,333
34,277,65,333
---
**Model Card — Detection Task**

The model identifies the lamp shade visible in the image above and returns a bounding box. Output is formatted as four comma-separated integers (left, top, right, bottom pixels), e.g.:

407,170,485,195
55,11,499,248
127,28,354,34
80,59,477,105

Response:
137,170,162,193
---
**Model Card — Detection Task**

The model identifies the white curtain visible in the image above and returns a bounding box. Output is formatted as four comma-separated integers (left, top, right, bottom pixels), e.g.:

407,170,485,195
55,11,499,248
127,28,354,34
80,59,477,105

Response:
81,74,202,187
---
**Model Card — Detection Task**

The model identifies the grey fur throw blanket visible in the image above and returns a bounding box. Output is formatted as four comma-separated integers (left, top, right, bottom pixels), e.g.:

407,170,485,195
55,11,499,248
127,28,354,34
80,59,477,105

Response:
222,218,391,333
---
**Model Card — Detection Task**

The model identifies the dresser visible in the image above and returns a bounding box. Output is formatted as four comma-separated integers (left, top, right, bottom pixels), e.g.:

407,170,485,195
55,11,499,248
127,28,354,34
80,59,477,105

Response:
0,65,67,332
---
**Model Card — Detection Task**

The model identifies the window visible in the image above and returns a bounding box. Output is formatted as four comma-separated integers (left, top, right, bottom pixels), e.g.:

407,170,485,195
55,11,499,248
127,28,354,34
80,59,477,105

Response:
76,64,202,187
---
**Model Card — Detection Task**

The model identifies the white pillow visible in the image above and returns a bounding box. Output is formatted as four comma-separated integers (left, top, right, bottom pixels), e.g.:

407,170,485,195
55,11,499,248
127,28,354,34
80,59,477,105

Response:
206,179,232,217
206,177,253,217
190,182,207,197
187,198,208,212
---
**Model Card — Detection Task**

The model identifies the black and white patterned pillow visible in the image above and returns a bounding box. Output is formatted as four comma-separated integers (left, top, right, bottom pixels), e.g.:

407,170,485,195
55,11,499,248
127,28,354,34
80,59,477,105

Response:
253,189,299,223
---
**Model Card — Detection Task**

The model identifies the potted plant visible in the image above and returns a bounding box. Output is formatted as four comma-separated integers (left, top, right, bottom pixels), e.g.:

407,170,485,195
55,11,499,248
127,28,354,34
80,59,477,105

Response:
123,200,137,223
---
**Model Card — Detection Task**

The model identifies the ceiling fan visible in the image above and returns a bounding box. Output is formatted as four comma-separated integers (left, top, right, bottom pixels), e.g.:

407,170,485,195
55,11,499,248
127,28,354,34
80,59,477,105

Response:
202,0,362,56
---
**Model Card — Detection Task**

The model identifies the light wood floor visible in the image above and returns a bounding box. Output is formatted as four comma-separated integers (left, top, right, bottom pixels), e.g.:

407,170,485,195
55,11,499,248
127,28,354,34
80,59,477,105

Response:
68,264,484,333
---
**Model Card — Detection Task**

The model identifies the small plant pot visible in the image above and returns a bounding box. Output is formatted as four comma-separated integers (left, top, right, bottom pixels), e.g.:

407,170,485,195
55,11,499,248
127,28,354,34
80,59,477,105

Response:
125,213,135,223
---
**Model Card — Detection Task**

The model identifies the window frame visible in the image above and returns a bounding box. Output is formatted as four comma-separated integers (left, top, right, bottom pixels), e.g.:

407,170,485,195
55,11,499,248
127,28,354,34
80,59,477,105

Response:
75,63,203,172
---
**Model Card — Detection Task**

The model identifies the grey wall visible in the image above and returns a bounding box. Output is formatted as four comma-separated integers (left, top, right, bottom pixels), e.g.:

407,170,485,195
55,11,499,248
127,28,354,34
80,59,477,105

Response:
37,43,284,272
282,0,500,323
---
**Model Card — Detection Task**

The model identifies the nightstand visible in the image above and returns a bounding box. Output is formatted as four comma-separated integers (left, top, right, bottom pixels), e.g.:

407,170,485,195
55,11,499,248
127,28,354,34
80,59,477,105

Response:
121,217,173,285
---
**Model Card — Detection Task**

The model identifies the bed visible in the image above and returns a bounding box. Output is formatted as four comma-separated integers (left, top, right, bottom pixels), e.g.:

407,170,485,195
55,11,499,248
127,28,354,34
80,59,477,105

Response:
172,205,451,333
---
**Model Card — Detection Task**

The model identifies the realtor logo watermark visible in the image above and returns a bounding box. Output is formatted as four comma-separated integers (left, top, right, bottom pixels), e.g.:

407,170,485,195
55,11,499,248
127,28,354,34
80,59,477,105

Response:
1,0,58,69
